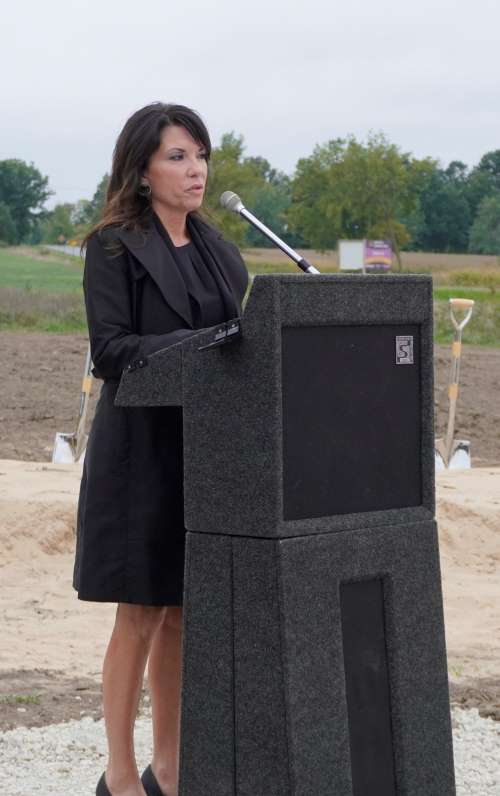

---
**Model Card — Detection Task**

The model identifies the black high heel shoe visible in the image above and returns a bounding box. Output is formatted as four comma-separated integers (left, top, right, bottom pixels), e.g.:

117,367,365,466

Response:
141,764,169,796
96,772,112,796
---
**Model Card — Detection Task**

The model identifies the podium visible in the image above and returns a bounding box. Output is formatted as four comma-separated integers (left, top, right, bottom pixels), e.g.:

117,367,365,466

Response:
116,274,456,796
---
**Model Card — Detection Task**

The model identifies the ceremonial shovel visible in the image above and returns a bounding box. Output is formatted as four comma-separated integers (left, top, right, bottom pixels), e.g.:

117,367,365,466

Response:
435,298,474,470
52,344,93,464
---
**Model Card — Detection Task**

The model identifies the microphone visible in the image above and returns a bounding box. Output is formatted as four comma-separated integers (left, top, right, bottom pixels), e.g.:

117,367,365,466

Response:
220,191,320,274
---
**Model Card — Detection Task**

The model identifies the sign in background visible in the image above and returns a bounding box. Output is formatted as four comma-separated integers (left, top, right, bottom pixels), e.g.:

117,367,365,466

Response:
364,240,393,270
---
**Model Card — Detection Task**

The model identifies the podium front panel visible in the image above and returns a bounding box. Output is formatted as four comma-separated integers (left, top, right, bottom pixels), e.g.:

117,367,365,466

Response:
281,323,422,520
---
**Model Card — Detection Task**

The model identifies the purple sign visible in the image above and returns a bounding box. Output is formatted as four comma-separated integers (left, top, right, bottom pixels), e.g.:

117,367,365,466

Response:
364,240,392,271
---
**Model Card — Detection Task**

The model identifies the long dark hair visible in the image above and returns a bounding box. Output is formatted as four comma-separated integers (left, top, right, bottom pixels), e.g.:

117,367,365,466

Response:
81,102,211,253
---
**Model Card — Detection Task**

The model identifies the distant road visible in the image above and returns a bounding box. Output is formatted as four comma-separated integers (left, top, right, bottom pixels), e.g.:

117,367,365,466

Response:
46,244,83,257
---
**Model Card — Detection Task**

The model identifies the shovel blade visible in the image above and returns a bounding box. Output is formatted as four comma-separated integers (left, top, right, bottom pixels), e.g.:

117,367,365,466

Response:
52,432,77,464
435,438,471,471
448,440,471,470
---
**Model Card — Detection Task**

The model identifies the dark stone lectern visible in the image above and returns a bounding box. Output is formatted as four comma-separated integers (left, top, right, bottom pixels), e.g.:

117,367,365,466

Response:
116,275,456,796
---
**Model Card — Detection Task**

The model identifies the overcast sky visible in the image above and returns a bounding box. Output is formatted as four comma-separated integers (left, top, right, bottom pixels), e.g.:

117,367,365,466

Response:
2,0,499,208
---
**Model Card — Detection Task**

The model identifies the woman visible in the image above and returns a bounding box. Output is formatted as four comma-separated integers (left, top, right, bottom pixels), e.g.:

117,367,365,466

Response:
73,102,248,796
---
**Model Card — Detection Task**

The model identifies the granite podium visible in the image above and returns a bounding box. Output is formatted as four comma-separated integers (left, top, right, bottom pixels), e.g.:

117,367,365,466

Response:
116,274,456,796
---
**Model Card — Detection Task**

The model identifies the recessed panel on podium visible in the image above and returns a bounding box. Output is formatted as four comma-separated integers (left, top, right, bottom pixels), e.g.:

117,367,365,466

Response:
281,323,422,520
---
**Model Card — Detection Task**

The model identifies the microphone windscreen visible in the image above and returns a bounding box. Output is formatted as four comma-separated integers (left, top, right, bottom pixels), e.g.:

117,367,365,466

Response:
220,191,244,213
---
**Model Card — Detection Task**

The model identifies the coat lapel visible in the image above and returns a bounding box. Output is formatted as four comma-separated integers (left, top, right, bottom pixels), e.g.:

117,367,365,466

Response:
187,215,240,319
116,220,194,328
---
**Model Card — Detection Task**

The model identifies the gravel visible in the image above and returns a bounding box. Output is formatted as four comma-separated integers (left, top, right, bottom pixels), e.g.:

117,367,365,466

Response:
452,708,500,794
0,707,498,795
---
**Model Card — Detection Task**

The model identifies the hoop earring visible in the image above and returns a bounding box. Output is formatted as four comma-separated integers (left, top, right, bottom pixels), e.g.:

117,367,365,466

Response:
139,184,152,198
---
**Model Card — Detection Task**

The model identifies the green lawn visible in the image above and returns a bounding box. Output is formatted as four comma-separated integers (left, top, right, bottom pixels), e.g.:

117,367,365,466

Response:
0,247,85,332
0,248,84,292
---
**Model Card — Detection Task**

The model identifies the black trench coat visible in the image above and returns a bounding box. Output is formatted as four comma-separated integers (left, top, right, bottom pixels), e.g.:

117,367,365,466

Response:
72,211,248,605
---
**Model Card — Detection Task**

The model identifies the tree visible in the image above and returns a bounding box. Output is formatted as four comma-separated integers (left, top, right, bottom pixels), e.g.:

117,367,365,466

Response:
0,201,17,244
468,192,500,254
445,160,469,184
287,133,424,266
89,173,109,223
0,159,52,243
42,203,75,243
238,156,299,247
71,198,94,226
286,139,345,251
409,167,472,253
203,133,267,246
243,181,293,247
333,133,420,267
476,150,500,190
244,156,283,186
464,150,500,220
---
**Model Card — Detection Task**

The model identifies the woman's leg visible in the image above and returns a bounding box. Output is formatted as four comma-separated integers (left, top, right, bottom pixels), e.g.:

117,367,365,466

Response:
146,606,184,796
103,603,168,796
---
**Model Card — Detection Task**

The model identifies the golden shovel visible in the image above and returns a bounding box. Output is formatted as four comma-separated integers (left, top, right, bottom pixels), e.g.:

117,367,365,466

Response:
435,298,474,470
52,344,93,464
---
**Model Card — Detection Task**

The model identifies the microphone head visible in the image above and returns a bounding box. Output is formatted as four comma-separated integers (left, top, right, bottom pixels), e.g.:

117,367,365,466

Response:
220,191,245,214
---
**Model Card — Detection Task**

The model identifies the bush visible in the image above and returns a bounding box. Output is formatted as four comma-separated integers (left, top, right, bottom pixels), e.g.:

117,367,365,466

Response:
449,270,500,294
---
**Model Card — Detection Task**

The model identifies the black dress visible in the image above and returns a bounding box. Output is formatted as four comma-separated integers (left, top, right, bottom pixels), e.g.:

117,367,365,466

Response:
72,211,247,606
152,213,225,329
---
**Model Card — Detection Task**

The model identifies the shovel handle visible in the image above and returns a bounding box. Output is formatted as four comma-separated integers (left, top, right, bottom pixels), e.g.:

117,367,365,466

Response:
74,345,94,459
449,298,474,332
450,298,474,309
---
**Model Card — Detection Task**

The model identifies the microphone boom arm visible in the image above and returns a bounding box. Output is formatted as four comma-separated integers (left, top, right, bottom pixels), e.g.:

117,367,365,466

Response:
220,191,320,274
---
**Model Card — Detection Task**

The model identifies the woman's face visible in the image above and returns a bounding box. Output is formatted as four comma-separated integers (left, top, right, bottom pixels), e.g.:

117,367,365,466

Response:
142,124,208,214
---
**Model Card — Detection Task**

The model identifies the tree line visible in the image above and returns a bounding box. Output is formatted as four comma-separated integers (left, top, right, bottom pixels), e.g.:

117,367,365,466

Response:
1,132,500,257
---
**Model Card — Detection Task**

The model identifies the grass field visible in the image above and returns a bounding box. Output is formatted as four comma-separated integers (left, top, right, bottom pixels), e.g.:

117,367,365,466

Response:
0,247,86,332
243,246,500,273
0,247,84,292
1,245,498,344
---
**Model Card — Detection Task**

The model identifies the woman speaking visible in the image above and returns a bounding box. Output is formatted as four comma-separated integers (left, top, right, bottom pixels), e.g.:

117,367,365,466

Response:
73,102,248,796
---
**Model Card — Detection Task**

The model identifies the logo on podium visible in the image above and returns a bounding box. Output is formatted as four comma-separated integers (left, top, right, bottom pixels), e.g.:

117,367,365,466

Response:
395,335,414,365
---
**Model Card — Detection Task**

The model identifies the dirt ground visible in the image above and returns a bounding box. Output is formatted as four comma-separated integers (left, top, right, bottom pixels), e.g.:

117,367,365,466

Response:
0,460,499,732
0,331,499,466
0,332,499,732
2,672,498,733
0,466,500,731
0,669,152,732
